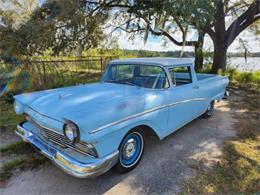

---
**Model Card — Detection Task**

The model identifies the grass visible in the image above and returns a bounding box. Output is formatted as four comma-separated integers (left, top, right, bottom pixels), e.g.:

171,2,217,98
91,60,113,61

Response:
0,141,33,156
0,155,47,182
196,65,260,92
0,99,24,131
220,68,260,91
1,157,27,172
182,90,260,194
0,139,45,183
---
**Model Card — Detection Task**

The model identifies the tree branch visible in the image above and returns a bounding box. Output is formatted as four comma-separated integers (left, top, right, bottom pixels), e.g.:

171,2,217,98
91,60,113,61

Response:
204,27,216,43
84,0,131,9
225,1,259,46
149,28,196,46
226,14,260,47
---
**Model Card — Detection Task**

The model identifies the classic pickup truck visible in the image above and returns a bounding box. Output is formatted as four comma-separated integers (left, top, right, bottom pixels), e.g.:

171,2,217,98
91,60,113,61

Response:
14,58,229,178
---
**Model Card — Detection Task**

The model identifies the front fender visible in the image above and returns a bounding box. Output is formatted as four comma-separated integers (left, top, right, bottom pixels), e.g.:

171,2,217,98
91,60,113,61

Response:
82,107,168,157
89,121,159,158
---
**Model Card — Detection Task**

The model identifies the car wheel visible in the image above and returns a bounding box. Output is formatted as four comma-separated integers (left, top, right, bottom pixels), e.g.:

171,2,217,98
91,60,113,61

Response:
203,100,215,118
115,129,145,173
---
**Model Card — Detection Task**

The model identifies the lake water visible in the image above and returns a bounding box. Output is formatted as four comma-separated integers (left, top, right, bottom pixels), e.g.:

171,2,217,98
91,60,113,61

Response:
227,57,260,72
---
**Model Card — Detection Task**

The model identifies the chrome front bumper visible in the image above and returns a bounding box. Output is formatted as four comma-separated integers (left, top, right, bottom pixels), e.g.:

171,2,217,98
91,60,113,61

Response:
15,122,119,178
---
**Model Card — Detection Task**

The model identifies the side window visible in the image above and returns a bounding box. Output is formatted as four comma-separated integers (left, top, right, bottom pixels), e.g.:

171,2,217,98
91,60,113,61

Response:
169,66,192,86
140,66,162,76
139,65,170,89
112,65,135,80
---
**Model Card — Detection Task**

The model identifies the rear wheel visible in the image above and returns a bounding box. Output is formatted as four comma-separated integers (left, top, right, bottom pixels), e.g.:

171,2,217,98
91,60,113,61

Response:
115,129,145,173
203,100,215,118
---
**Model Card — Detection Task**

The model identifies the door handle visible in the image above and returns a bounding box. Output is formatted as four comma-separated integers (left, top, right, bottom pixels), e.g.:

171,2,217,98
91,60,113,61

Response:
193,86,199,89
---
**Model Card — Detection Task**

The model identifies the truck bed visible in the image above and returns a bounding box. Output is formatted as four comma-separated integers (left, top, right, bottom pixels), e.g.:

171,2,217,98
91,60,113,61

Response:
196,73,227,82
196,73,221,81
174,73,227,85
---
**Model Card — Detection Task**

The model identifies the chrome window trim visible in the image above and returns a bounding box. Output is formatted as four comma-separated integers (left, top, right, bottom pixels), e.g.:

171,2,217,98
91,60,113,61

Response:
167,64,194,87
102,63,172,89
89,98,208,134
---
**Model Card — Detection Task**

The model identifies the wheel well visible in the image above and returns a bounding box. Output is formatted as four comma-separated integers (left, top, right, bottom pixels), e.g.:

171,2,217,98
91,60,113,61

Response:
135,125,160,140
117,124,160,151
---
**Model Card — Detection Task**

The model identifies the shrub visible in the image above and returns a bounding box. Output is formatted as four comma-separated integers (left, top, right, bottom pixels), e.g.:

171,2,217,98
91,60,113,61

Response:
218,68,260,90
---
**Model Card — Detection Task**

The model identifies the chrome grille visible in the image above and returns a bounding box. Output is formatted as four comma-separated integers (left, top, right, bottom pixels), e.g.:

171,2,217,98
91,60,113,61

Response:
27,115,92,156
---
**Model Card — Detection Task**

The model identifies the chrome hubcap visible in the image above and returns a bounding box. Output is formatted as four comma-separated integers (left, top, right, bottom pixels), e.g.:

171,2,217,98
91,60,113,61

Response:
123,138,136,159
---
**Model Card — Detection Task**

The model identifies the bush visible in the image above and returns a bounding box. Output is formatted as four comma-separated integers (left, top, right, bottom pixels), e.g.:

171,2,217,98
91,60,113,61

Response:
219,68,260,90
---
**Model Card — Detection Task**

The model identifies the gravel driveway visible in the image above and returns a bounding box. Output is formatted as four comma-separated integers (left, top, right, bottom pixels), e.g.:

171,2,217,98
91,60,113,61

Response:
0,100,236,195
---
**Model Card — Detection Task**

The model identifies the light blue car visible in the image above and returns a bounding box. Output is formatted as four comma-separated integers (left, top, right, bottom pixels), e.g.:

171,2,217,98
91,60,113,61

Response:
14,58,229,178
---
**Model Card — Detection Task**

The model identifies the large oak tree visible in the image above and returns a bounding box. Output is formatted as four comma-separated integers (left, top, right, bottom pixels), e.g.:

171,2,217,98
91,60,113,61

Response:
93,0,260,72
205,0,259,72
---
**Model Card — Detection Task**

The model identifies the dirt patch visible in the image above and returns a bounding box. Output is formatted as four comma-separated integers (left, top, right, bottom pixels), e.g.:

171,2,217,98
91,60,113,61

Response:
182,88,260,194
0,129,20,146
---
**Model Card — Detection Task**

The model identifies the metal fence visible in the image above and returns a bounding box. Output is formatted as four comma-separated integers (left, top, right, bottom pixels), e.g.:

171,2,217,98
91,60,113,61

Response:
0,56,118,95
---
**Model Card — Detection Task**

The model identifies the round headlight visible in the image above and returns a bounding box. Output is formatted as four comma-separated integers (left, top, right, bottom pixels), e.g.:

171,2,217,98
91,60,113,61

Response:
63,121,79,142
14,100,24,115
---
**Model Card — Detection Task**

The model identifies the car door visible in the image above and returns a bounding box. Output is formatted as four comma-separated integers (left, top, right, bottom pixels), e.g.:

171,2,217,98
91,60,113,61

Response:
165,65,205,135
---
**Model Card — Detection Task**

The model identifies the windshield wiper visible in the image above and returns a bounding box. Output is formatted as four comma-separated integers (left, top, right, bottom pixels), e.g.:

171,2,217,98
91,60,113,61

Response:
105,80,135,86
105,80,117,83
119,80,135,86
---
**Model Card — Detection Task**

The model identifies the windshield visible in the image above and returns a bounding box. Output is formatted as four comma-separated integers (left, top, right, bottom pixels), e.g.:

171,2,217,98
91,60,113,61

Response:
102,64,169,89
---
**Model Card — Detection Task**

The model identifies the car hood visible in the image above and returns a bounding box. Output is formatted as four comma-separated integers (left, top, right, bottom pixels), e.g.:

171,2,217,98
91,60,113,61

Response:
28,83,141,117
15,83,164,134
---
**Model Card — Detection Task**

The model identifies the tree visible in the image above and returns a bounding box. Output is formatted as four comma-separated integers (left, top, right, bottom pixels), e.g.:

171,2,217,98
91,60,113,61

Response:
204,0,260,72
0,0,109,60
94,0,259,73
0,0,39,61
101,0,213,70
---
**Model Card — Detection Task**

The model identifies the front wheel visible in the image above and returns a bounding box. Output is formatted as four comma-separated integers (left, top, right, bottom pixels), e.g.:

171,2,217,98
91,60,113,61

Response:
115,129,145,173
203,100,215,118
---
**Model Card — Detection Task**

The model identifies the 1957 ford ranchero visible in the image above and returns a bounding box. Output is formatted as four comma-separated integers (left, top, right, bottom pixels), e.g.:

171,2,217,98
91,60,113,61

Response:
14,58,229,178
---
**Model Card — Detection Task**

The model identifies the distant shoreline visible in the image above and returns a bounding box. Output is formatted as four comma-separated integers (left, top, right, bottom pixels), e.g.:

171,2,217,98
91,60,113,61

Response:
119,49,260,58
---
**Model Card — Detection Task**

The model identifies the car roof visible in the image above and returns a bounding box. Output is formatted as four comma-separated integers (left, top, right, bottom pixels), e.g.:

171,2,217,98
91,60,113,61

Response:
110,57,194,67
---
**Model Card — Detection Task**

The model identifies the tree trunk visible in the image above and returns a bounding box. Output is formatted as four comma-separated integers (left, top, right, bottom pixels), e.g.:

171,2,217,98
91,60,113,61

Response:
210,0,227,74
211,43,227,73
194,31,205,71
207,1,259,74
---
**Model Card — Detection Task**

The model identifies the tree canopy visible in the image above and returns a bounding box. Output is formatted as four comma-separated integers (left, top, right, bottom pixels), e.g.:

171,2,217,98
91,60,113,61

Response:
0,0,259,72
0,0,109,60
96,0,259,72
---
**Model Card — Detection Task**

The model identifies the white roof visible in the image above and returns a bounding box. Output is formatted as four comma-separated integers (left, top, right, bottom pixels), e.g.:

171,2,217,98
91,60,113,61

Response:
110,57,194,67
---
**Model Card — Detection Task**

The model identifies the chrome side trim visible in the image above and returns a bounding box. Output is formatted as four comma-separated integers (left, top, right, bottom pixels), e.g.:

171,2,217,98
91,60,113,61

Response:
90,98,208,134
